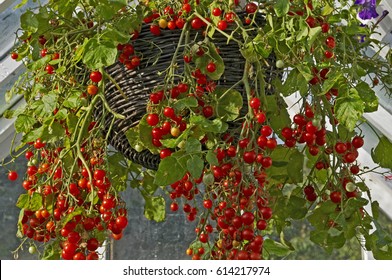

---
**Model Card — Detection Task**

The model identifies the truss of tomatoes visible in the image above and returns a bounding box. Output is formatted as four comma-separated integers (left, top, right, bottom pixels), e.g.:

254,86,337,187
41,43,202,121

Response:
5,0,392,261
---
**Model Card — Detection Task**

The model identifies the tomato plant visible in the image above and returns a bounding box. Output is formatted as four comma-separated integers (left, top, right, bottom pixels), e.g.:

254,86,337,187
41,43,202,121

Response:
1,0,392,261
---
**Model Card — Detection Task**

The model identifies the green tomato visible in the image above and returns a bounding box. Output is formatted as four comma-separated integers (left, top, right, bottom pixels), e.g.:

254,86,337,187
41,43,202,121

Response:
345,182,357,192
276,60,285,68
202,173,214,186
28,158,38,166
134,144,143,152
28,246,36,254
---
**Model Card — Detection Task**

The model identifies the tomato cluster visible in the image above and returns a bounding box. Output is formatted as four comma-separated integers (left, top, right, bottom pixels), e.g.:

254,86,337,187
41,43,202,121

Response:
15,134,129,259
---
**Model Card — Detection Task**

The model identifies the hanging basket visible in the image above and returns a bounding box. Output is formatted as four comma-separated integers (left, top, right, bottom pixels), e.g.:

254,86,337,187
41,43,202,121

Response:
98,13,279,170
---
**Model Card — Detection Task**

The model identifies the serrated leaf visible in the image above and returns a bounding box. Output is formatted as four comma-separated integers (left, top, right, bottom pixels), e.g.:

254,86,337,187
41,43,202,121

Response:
185,138,202,153
296,65,313,82
42,243,61,260
141,171,159,195
321,71,342,95
343,197,368,218
263,238,292,257
287,196,307,219
101,28,131,45
206,150,219,166
214,87,243,121
138,116,159,153
16,193,43,211
334,89,364,131
21,126,45,144
15,114,36,133
143,196,166,222
154,152,189,186
266,146,304,184
194,41,225,80
107,152,129,192
355,82,378,112
63,90,82,109
41,121,66,143
371,201,380,220
308,26,322,46
190,115,228,133
20,10,39,33
173,96,198,111
29,55,52,71
274,0,290,17
372,136,392,170
83,38,117,69
42,93,58,113
187,155,204,179
60,207,84,228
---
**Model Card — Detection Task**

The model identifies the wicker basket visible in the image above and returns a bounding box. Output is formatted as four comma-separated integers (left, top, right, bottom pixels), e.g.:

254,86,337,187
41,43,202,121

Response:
99,13,278,170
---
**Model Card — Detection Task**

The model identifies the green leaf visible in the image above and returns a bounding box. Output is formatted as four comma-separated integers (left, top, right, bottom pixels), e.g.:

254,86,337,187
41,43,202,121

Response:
42,243,61,260
54,108,68,120
334,89,364,131
371,201,380,220
20,10,39,33
343,197,368,218
28,55,52,71
190,115,228,133
16,193,43,211
185,138,202,153
83,38,118,69
372,136,392,170
322,3,334,16
173,96,198,111
327,231,346,249
355,82,378,112
138,116,159,153
263,238,292,257
15,114,36,133
160,125,193,149
266,96,291,133
187,155,204,179
60,207,84,228
214,87,243,121
310,230,328,246
206,150,219,166
101,28,131,45
266,146,304,184
337,124,356,142
140,171,159,196
308,27,322,46
194,41,225,80
42,92,58,113
296,65,313,82
107,152,129,192
308,201,337,230
143,196,166,222
286,196,308,219
321,71,342,95
63,90,82,109
96,0,127,20
281,68,300,96
66,114,79,134
274,0,290,17
21,126,45,144
154,152,189,186
41,121,66,143
252,34,272,58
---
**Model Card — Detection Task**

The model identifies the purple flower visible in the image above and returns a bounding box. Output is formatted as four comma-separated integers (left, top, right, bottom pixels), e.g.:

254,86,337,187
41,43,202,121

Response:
355,0,379,20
